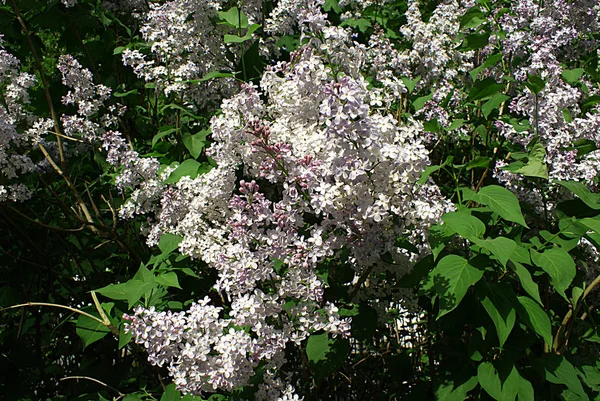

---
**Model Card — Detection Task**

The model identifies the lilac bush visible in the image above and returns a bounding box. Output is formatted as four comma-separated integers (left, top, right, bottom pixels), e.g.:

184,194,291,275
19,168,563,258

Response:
2,0,600,399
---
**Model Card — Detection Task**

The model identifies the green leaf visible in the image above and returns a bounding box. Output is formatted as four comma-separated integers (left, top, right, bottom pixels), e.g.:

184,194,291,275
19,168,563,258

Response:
224,24,260,43
580,217,600,234
76,314,110,349
465,156,491,170
424,119,442,133
436,374,478,401
339,18,372,32
113,89,139,98
562,68,585,84
475,237,517,268
540,355,588,400
530,247,576,298
401,76,421,94
413,92,433,111
322,0,341,12
579,363,600,392
418,156,453,185
189,71,235,83
217,7,248,28
460,6,485,29
155,272,181,289
480,285,516,348
477,362,519,401
556,181,600,210
482,93,510,119
517,296,552,346
459,32,490,51
504,158,548,179
447,118,467,131
152,127,178,148
511,262,542,305
462,185,528,227
468,78,504,101
182,130,208,159
518,376,535,401
164,159,202,184
306,332,349,381
525,74,546,94
428,224,454,260
470,53,503,80
118,324,132,350
160,384,180,401
442,211,486,241
424,255,484,318
96,266,157,307
158,233,183,255
134,264,154,283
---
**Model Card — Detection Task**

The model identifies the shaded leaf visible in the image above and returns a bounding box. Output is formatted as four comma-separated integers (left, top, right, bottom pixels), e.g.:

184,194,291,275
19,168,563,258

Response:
517,296,552,346
76,314,110,349
530,247,576,298
476,237,517,268
424,255,484,318
480,284,517,348
511,262,542,305
306,332,349,381
540,355,588,400
463,186,528,227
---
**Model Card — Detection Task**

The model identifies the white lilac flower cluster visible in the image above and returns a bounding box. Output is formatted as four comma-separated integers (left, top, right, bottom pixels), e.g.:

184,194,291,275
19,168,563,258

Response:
121,0,262,106
0,36,39,202
121,0,334,107
1,49,128,204
122,16,452,396
57,55,118,140
493,0,600,195
359,0,475,142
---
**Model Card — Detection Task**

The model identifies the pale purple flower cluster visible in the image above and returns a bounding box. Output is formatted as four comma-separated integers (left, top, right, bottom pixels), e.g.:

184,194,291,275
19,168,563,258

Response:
0,37,38,202
398,0,475,91
122,21,452,398
495,0,600,193
121,0,263,106
58,55,111,117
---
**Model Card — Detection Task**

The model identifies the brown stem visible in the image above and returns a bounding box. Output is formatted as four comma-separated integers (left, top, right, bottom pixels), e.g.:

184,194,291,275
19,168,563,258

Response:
3,204,85,232
10,0,65,166
59,376,124,398
38,143,100,234
0,302,106,325
553,273,600,354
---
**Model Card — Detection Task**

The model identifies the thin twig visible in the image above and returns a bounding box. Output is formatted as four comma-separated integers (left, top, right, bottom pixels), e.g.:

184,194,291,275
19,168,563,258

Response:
60,376,124,398
3,204,85,232
0,302,106,325
38,143,100,234
10,0,65,165
553,273,600,353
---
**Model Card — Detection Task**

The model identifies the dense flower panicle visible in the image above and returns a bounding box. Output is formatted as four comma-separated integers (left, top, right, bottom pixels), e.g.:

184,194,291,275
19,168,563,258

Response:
58,55,112,118
494,0,600,195
0,38,38,202
121,0,264,106
106,0,600,397
398,0,475,90
123,17,451,398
